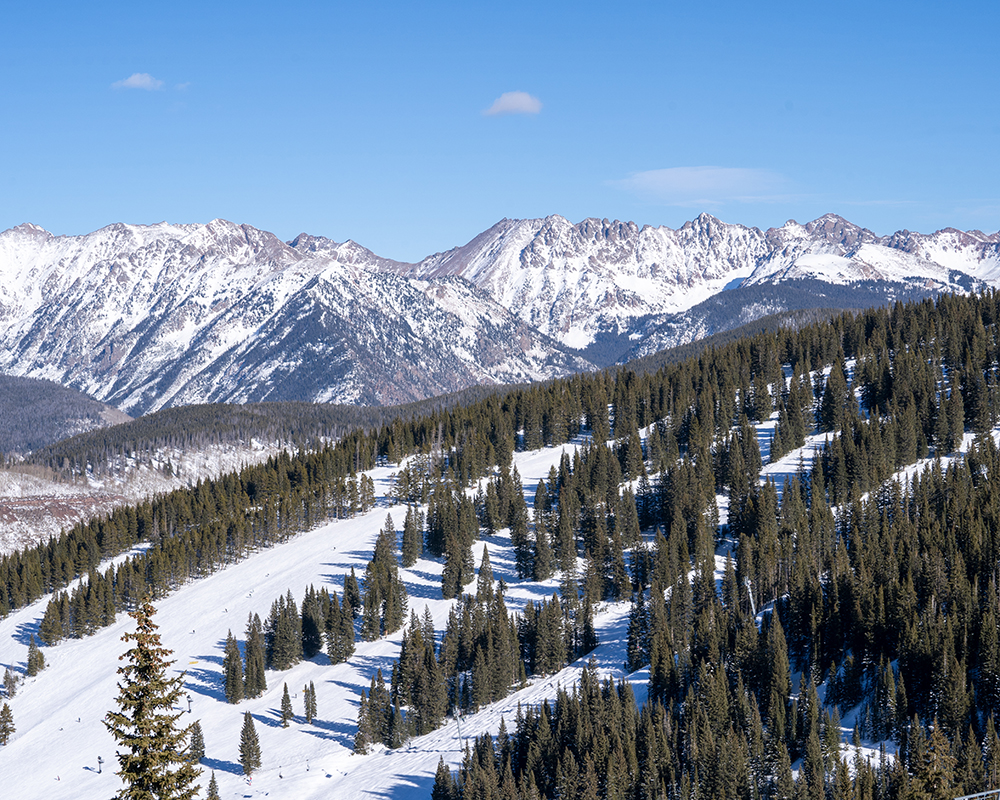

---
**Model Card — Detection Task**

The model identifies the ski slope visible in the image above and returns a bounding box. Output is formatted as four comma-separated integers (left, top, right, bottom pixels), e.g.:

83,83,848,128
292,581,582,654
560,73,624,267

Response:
0,440,636,800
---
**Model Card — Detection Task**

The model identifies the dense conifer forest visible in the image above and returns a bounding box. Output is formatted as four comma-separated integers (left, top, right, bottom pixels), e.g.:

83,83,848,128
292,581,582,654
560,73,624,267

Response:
5,291,1000,799
0,374,130,457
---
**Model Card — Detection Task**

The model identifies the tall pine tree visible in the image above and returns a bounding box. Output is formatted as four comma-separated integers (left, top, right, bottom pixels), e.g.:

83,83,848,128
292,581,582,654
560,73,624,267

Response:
103,598,201,800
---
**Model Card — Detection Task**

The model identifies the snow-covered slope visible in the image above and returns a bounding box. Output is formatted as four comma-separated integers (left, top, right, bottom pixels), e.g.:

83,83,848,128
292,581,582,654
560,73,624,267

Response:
401,214,769,349
0,441,614,800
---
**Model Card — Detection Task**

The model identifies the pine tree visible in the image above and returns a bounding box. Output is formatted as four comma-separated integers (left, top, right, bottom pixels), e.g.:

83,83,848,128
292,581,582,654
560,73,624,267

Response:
3,667,17,698
239,712,261,776
25,633,45,676
354,690,373,754
205,772,220,800
0,702,13,745
243,614,267,699
103,598,201,800
301,585,325,659
188,720,205,764
402,505,422,568
222,630,243,704
281,683,293,727
344,568,362,618
432,755,458,800
303,681,317,724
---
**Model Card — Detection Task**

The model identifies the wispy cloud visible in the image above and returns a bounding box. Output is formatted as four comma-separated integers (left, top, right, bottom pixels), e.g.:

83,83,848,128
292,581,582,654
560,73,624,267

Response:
112,73,165,91
612,166,791,206
483,91,542,116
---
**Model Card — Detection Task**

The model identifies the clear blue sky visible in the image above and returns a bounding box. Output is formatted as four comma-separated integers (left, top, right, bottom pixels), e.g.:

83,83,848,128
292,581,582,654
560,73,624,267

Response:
3,0,998,261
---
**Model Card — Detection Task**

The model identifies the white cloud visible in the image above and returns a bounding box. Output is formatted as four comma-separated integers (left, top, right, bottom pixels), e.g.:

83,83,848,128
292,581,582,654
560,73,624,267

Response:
483,91,542,116
612,166,790,206
112,73,165,91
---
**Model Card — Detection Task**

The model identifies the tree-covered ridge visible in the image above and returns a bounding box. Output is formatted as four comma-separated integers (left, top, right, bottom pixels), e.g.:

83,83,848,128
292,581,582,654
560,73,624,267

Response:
23,383,518,481
0,374,130,457
6,291,1000,798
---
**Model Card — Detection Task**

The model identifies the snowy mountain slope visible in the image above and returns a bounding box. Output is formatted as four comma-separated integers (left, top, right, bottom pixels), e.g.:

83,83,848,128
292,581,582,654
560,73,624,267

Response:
745,214,992,289
0,222,586,415
399,212,997,356
400,214,769,350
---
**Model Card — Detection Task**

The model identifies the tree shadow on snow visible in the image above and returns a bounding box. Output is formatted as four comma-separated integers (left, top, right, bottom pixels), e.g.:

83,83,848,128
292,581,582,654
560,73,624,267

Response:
200,756,243,776
365,773,437,800
13,619,41,647
183,653,226,703
298,717,357,749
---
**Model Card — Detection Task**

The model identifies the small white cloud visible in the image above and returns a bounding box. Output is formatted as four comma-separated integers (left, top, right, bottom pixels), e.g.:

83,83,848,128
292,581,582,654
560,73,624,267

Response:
483,91,542,117
112,73,165,91
612,166,789,206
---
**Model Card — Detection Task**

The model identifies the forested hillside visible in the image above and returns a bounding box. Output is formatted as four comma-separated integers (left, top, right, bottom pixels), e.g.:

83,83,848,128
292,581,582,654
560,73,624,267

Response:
23,384,515,481
4,291,1000,800
0,374,130,456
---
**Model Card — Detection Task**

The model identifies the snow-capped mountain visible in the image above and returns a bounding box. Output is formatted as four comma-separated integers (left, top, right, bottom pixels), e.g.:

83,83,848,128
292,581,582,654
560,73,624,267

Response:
400,212,1000,355
0,221,587,415
0,213,997,415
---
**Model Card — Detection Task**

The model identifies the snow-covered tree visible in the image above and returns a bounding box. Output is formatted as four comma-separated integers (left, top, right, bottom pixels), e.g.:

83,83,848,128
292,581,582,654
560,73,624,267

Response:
103,598,201,800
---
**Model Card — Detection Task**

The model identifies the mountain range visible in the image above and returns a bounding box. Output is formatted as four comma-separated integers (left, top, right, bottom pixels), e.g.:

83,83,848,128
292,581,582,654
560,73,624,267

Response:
1,213,997,416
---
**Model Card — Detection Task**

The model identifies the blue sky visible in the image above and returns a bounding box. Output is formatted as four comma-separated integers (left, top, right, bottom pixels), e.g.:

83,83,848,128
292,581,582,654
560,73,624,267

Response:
3,0,998,261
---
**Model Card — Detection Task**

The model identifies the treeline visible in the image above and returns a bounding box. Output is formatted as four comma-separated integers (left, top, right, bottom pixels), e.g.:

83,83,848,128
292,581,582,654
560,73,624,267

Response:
13,448,377,636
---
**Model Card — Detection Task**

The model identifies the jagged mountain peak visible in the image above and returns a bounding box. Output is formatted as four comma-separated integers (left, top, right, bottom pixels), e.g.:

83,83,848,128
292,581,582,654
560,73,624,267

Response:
1,211,998,415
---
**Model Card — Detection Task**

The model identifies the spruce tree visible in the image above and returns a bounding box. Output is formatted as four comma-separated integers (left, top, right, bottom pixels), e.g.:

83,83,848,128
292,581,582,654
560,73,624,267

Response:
306,680,317,723
303,681,317,724
239,712,261,776
222,630,243,704
432,755,457,800
281,683,293,727
243,614,267,699
205,772,220,800
344,568,362,619
3,667,17,698
103,598,201,800
402,505,422,567
188,720,205,764
25,634,45,676
0,702,13,745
